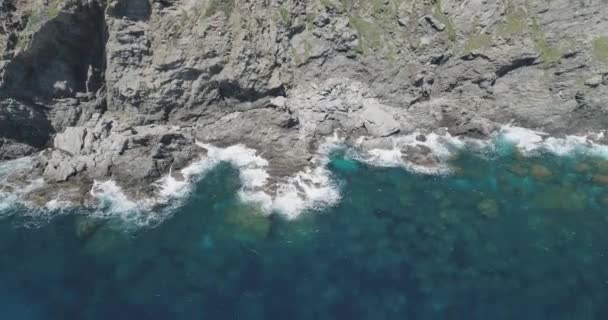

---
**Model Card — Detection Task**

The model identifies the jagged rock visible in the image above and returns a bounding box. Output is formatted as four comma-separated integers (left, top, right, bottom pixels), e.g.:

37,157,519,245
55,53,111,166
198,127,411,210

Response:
423,15,446,32
0,98,54,157
54,127,87,155
401,145,440,168
0,138,37,160
357,137,395,151
397,16,410,28
43,149,82,182
0,0,607,205
447,116,498,139
360,104,401,137
585,75,603,87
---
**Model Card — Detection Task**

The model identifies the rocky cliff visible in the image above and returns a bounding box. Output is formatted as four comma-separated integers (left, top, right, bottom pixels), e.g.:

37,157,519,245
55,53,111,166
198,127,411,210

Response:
1,0,607,204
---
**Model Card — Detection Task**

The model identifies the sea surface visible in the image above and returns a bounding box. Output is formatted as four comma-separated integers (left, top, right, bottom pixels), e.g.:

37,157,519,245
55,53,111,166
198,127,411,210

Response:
1,129,608,319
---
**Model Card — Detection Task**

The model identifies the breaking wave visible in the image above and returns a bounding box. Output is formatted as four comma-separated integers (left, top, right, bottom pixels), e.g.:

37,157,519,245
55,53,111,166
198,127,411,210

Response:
0,126,607,228
0,158,45,216
496,125,608,158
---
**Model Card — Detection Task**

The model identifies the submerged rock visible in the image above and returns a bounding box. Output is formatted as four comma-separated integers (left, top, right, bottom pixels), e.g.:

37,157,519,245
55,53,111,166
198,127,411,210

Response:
508,163,529,177
591,174,608,185
224,204,271,242
530,164,552,181
478,198,499,218
401,145,441,168
590,159,608,173
574,163,592,173
75,216,102,240
534,187,587,212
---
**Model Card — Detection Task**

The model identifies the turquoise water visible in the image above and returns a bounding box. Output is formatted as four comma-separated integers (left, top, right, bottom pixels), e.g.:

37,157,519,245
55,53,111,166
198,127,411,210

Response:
1,146,608,319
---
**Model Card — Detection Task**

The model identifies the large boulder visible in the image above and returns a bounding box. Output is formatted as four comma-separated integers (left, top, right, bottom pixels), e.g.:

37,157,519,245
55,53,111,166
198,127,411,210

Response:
360,104,401,137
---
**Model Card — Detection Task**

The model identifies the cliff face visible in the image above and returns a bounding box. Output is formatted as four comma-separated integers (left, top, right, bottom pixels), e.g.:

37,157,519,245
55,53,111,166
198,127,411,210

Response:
1,0,608,200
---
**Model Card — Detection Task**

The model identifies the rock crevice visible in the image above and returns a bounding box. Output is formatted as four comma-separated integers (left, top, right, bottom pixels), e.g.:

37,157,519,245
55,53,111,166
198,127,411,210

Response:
0,0,607,205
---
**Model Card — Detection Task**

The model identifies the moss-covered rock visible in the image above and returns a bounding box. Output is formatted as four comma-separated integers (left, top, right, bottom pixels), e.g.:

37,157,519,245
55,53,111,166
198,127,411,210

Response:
205,0,235,18
464,33,492,54
592,36,608,63
497,6,527,38
432,0,456,41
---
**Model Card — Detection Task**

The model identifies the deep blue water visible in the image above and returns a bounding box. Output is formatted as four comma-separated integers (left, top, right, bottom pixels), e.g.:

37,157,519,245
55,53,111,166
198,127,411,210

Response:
1,147,608,319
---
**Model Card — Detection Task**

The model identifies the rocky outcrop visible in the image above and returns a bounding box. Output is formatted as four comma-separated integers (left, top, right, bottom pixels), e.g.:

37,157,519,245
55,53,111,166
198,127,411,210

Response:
1,0,607,204
36,114,199,198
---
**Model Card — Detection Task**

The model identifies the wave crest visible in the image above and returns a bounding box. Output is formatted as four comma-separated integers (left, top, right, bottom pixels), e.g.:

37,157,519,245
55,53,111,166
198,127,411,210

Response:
1,126,607,227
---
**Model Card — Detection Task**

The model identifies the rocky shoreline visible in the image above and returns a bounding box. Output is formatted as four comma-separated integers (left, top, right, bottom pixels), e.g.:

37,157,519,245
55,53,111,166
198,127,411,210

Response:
1,0,608,209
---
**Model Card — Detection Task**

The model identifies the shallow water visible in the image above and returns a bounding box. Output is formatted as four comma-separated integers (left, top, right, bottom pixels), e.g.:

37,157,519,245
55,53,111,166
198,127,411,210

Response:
1,146,608,319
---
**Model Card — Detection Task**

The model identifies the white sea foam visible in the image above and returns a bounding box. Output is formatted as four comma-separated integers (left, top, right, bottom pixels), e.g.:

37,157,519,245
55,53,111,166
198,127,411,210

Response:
2,125,608,227
155,157,214,201
353,125,608,176
88,180,150,226
354,131,477,175
496,125,608,158
196,134,343,220
44,199,74,211
0,157,32,180
90,180,140,213
240,164,341,219
497,125,547,154
0,158,46,216
85,135,343,224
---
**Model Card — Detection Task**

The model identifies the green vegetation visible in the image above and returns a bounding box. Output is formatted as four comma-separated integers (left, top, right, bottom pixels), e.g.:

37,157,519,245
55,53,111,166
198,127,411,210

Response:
320,0,336,9
497,6,527,37
348,14,383,54
530,18,561,64
496,6,561,64
47,0,65,20
332,0,406,57
338,0,356,11
14,0,68,49
592,36,608,63
464,33,492,53
279,6,291,25
305,12,316,30
205,0,235,18
534,38,561,64
432,0,456,41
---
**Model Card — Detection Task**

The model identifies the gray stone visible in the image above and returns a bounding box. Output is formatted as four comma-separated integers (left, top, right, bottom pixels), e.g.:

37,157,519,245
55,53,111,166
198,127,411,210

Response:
397,16,410,28
54,127,87,155
360,104,401,137
422,15,446,32
585,75,603,87
401,145,440,168
0,0,607,206
43,150,80,182
0,138,37,160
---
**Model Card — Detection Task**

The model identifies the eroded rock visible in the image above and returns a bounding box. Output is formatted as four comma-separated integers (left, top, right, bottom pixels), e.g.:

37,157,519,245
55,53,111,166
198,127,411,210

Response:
0,0,607,209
